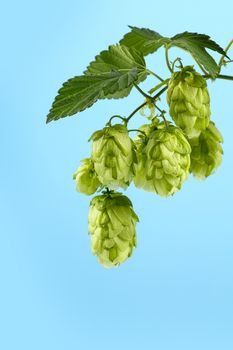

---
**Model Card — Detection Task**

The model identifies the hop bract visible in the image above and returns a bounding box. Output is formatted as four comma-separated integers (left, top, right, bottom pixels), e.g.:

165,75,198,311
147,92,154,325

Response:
188,121,223,179
134,123,191,196
167,66,211,137
90,124,135,190
73,158,101,195
88,192,138,268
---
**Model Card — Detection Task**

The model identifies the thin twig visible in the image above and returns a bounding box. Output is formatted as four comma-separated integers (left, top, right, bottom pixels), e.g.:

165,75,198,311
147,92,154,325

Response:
218,38,233,68
154,104,165,114
107,115,126,126
146,69,164,82
133,83,151,99
161,114,168,128
165,45,173,73
128,129,147,137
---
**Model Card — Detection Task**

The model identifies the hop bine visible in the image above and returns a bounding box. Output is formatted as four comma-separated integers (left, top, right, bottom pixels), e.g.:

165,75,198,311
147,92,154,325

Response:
46,27,233,268
188,121,223,179
73,158,101,195
134,121,191,196
167,66,211,137
88,192,138,268
90,124,136,190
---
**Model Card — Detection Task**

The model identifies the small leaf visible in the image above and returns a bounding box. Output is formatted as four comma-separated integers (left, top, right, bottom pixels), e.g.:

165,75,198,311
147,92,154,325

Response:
85,44,148,98
170,32,229,78
120,26,169,56
46,69,138,123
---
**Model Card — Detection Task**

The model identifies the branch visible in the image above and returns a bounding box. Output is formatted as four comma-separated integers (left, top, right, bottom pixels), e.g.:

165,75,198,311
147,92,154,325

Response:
204,74,233,81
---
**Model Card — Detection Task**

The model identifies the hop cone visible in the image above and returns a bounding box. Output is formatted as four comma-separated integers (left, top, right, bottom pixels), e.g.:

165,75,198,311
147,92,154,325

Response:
134,118,160,151
167,66,211,137
88,192,138,268
90,124,135,190
189,121,223,179
134,123,191,196
73,158,101,195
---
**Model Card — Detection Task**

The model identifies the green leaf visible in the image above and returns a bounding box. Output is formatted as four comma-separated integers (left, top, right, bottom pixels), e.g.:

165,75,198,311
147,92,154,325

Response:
171,32,227,56
120,27,228,78
46,69,138,123
170,32,228,78
120,26,169,56
85,44,148,98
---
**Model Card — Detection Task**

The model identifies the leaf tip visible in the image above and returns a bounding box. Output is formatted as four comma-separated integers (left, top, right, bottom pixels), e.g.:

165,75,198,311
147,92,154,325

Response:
46,114,52,124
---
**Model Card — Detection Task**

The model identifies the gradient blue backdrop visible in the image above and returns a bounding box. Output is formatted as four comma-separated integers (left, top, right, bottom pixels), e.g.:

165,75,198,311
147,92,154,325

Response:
1,1,233,349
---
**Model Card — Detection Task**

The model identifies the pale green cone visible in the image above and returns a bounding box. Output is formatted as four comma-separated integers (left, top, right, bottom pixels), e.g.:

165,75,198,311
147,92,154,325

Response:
134,122,191,196
88,192,138,268
167,66,211,137
133,119,160,187
188,121,223,179
134,118,160,151
73,158,101,195
90,124,135,190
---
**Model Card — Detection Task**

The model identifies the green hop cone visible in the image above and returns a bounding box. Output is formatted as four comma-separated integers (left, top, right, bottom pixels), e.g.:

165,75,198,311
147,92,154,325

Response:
188,121,223,179
90,124,135,190
134,118,160,151
134,122,191,196
88,192,138,268
73,158,101,195
167,66,211,137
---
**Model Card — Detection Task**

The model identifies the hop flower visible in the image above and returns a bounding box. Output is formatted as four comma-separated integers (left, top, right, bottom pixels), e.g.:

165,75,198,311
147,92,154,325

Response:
88,192,138,268
73,158,101,195
134,123,191,196
188,121,223,179
167,66,211,137
90,124,135,190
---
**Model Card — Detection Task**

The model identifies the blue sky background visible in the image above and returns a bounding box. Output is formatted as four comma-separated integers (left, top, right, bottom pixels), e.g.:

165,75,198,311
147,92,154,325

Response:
1,1,233,349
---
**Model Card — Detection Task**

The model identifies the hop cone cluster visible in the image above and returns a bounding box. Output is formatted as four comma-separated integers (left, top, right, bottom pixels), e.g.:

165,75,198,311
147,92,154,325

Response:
73,64,225,268
134,122,191,196
88,192,138,268
90,124,135,190
73,158,101,195
167,66,211,137
188,121,223,179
